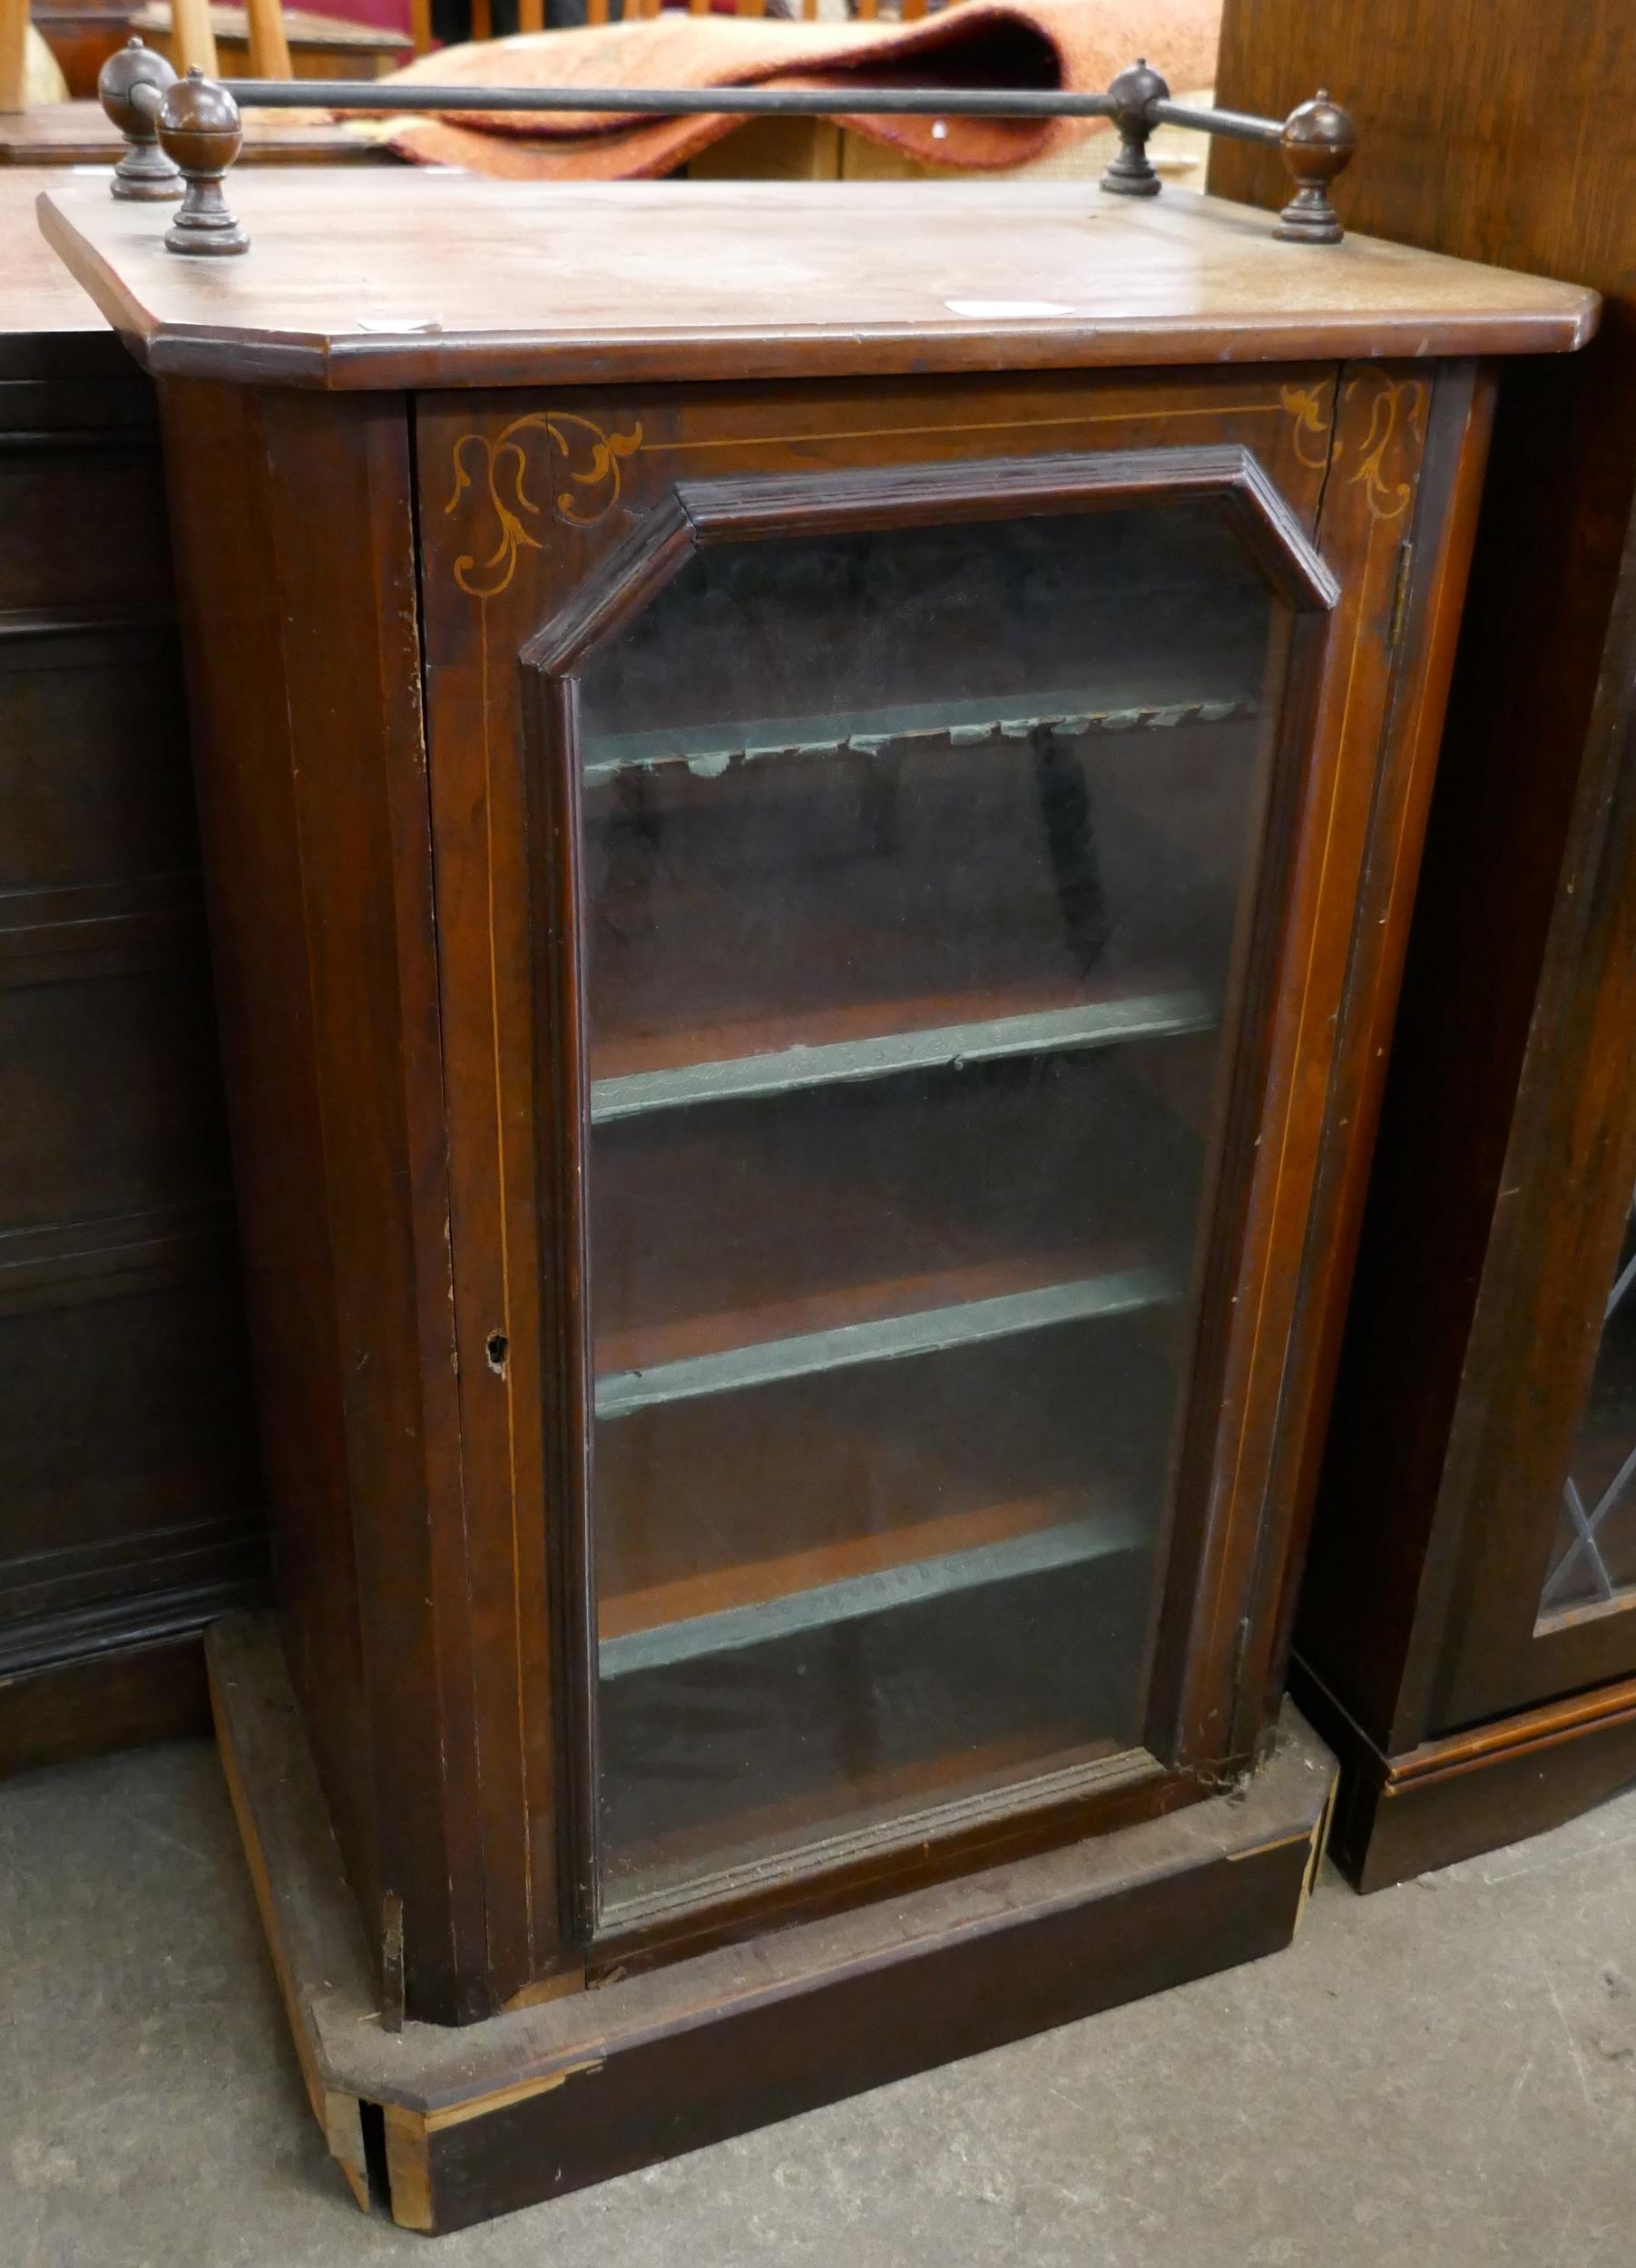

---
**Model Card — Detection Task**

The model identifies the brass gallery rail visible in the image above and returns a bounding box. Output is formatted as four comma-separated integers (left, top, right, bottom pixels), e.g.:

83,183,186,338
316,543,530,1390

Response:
93,37,1358,258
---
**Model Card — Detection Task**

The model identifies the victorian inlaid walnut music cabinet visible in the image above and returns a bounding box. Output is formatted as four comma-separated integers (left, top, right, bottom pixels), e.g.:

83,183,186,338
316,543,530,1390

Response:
38,144,1592,2230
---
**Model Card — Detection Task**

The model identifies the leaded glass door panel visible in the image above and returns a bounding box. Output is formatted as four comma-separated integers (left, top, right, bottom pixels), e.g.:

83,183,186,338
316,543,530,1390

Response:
1542,1190,1636,1611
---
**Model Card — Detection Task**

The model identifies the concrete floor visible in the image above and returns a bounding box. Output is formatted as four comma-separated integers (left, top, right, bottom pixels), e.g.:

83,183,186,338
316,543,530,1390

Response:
1,1740,1633,2268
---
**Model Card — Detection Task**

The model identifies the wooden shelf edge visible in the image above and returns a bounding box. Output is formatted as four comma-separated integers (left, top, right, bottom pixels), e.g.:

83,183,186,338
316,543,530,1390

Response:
591,986,1215,1123
206,1612,1335,2233
595,1263,1176,1416
599,1509,1143,1679
583,686,1257,786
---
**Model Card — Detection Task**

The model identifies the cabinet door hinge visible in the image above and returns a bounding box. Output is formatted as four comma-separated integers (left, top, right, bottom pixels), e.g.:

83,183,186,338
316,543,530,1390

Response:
1387,540,1416,648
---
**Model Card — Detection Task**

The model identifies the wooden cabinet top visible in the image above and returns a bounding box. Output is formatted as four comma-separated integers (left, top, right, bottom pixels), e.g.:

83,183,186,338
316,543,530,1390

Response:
4,172,107,342
36,173,1597,392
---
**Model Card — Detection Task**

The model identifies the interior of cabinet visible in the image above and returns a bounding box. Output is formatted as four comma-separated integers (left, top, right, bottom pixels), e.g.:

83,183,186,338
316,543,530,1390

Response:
559,501,1281,1917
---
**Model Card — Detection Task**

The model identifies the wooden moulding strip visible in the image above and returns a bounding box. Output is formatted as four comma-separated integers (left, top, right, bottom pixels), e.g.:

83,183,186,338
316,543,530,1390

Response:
1294,1655,1636,1892
1298,1654,1636,1796
1386,1672,1636,1790
207,1614,1336,2234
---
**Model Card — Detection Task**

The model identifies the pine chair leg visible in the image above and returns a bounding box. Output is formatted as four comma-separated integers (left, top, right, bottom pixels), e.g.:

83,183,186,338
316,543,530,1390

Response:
244,0,293,80
0,0,30,116
169,0,220,78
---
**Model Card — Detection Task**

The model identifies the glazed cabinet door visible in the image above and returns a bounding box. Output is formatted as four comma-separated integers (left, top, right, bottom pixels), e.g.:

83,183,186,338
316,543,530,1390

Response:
530,454,1335,1927
416,367,1452,1988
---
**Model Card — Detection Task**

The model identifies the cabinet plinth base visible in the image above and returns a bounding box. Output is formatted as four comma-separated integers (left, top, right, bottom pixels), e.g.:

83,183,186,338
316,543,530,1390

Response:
206,1615,1336,2235
1294,1659,1636,1893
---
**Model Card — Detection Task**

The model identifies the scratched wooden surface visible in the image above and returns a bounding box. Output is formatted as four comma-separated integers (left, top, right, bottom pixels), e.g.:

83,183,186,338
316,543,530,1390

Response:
34,173,1596,390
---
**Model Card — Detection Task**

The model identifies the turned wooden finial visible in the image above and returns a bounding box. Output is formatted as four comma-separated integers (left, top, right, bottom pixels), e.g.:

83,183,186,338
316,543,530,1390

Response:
1100,58,1171,199
98,37,182,201
1276,90,1357,244
157,67,249,256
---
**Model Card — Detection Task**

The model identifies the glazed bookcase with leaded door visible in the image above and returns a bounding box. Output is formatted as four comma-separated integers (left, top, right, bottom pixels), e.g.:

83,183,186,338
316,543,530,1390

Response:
1396,507,1636,1735
1285,478,1636,1896
412,363,1465,1989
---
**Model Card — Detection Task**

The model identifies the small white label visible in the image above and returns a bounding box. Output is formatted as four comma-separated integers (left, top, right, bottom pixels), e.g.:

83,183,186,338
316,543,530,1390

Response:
356,317,444,334
944,298,1074,319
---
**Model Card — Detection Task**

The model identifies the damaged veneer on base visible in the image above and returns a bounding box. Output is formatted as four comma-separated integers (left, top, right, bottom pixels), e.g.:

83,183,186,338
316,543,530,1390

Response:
206,1615,1336,2236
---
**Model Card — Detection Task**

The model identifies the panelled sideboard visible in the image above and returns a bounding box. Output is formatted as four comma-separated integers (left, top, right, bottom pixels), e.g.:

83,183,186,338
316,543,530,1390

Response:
1213,0,1636,1889
0,173,267,1777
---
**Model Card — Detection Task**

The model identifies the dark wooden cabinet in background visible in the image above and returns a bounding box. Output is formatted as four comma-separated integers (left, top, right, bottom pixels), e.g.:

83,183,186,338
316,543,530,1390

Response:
1213,0,1636,1890
40,167,1591,2226
0,176,267,1777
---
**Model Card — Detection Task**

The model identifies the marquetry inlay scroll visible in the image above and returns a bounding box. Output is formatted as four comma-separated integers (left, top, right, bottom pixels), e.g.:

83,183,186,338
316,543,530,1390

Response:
446,414,644,599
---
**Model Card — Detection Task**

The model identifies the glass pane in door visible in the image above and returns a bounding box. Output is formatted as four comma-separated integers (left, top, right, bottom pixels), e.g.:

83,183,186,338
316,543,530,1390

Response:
571,502,1285,1913
1541,1189,1636,1612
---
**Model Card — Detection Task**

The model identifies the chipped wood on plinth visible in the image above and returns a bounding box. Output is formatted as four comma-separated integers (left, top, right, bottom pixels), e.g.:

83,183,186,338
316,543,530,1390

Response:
207,1614,1336,2233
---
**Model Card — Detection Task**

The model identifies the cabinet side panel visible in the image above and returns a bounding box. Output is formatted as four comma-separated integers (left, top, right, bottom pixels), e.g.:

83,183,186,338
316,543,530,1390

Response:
156,377,379,1931
255,387,486,2025
415,403,563,2001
